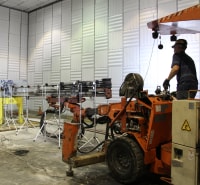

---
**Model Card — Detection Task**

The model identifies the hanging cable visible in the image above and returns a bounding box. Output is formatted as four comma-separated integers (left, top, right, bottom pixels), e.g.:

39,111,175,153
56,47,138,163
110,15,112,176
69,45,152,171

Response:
143,39,156,81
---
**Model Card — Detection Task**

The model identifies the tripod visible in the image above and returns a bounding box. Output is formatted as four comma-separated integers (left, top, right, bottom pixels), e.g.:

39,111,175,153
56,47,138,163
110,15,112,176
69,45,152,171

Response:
33,84,48,142
77,82,100,152
17,86,35,135
33,84,62,148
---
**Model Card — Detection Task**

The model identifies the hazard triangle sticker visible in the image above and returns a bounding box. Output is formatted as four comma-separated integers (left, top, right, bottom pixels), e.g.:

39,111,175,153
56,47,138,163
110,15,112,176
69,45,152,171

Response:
181,120,191,131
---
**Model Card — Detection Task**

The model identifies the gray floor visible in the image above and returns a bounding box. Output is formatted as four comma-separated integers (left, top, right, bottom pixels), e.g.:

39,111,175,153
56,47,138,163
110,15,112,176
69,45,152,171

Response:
0,114,168,185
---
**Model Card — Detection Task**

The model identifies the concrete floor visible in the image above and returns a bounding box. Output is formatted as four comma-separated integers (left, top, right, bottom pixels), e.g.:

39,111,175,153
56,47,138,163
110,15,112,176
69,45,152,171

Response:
0,113,169,185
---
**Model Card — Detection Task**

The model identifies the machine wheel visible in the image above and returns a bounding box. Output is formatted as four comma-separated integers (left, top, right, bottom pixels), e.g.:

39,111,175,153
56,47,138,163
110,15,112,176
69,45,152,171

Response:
106,136,145,184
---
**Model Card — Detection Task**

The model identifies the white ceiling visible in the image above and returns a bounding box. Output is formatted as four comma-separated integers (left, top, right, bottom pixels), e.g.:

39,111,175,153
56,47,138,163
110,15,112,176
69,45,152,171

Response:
0,0,62,13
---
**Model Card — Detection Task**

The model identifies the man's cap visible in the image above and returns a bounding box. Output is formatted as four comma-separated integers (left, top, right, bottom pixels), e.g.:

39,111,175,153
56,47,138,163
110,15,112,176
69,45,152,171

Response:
172,39,187,49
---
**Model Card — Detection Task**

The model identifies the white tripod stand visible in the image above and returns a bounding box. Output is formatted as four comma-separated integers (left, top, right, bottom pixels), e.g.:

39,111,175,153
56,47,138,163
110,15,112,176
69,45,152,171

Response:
33,84,62,148
33,84,48,142
77,82,100,153
17,86,35,135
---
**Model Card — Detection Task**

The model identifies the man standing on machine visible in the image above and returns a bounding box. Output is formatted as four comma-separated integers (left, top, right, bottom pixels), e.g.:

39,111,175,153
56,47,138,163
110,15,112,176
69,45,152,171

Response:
163,39,198,99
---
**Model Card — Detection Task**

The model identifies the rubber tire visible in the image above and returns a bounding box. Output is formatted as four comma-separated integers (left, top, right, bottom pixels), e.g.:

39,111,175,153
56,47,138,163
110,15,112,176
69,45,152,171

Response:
106,136,144,184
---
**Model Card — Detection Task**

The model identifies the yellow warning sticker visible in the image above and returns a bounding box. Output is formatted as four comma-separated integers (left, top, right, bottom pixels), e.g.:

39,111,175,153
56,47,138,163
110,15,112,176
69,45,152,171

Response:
181,120,191,131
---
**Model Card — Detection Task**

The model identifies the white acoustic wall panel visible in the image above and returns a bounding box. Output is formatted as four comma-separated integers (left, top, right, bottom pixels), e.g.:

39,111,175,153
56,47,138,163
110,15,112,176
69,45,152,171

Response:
124,29,140,48
19,9,28,82
95,50,108,68
42,71,50,84
44,19,52,33
35,58,43,72
71,53,81,71
124,11,139,31
8,57,19,70
20,48,27,62
95,68,108,79
10,10,21,32
36,9,44,23
124,0,139,12
139,2,158,92
9,34,20,48
43,59,51,71
82,35,94,53
28,35,36,49
70,70,81,81
83,0,94,23
108,0,123,98
24,0,200,111
35,14,43,75
72,0,82,11
109,31,122,50
83,21,94,37
0,57,8,73
0,21,9,56
71,0,82,80
71,39,82,54
29,12,36,37
61,0,71,29
109,15,123,32
72,22,82,40
82,68,94,81
34,72,43,84
36,21,44,35
0,6,9,20
61,0,71,81
61,39,70,58
50,71,60,84
21,34,28,50
124,47,139,69
108,50,123,66
52,55,61,71
61,56,70,70
81,53,94,69
109,66,122,96
53,2,61,17
109,0,123,16
71,0,82,82
43,42,52,59
140,0,157,10
123,0,139,71
72,0,82,24
0,20,9,35
95,34,108,51
95,3,108,76
95,0,108,18
178,0,199,10
158,0,177,18
61,68,70,82
27,71,34,86
9,11,21,75
95,17,108,36
8,71,19,80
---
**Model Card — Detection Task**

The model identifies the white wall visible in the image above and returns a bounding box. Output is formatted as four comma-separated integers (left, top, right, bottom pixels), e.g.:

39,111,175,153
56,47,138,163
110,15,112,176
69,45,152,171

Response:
0,6,28,80
20,0,200,109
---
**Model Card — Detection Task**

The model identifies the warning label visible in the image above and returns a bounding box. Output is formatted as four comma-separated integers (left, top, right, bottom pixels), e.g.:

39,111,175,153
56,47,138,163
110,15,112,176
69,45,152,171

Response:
181,120,191,131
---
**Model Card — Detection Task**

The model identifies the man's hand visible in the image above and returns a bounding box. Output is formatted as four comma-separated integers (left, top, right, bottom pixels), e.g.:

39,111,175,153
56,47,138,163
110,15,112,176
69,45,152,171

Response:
163,79,170,90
